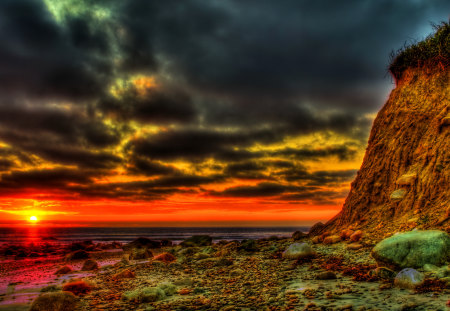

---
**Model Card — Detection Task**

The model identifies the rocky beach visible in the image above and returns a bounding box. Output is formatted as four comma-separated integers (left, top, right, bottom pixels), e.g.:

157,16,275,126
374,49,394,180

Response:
1,228,449,311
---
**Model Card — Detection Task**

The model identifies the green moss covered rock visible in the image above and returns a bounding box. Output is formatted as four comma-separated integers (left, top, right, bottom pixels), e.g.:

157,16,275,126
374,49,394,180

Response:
371,230,450,270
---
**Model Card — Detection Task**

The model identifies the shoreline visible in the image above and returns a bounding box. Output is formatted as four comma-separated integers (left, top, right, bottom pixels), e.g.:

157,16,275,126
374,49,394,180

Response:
1,233,449,311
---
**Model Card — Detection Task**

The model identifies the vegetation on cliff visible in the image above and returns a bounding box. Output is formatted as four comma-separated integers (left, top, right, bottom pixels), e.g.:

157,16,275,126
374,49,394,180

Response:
389,21,449,81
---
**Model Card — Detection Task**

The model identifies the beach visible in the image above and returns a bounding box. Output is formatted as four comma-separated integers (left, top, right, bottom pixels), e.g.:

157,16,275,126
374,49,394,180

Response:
1,229,449,311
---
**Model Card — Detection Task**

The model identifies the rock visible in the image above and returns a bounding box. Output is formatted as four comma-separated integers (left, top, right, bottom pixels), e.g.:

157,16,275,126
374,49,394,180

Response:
349,230,363,242
124,237,161,250
160,239,173,247
372,267,396,280
30,292,77,311
112,269,135,279
123,287,165,303
390,189,407,200
308,222,325,236
346,243,363,250
62,281,92,296
323,235,341,244
81,259,99,271
237,239,258,252
65,250,89,261
282,243,314,259
316,271,337,280
178,288,191,295
396,172,417,186
158,282,176,296
55,265,72,274
129,248,153,260
340,229,354,240
311,236,321,244
181,235,212,247
292,231,307,241
371,230,450,269
394,268,425,289
69,240,94,251
153,252,176,264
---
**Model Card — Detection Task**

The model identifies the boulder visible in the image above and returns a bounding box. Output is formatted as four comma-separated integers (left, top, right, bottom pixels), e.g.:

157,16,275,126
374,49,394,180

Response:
65,250,90,261
55,265,72,275
282,243,314,259
292,231,307,241
390,189,407,200
394,268,425,289
81,259,99,271
30,292,77,311
323,235,341,245
180,235,212,247
340,229,354,240
153,252,176,264
62,281,92,296
237,239,258,252
123,287,165,303
371,230,450,270
349,230,363,242
124,237,161,250
112,269,135,279
129,248,153,260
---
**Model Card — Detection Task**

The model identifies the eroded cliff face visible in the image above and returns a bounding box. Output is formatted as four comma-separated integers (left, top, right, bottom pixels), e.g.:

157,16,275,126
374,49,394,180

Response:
323,67,449,239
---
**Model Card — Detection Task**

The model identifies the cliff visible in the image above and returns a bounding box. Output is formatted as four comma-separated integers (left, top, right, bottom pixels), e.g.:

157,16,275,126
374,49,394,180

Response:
320,23,450,239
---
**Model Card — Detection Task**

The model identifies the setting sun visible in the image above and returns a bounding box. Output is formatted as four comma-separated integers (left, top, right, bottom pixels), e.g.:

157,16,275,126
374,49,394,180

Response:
29,215,38,222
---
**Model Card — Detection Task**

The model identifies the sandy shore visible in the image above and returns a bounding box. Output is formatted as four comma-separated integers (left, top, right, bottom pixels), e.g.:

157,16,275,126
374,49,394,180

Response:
0,237,448,311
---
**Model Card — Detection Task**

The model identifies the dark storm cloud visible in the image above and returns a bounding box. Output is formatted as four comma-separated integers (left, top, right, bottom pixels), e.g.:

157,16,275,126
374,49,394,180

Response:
0,0,448,205
0,168,94,192
0,0,112,100
212,182,301,198
273,145,358,161
113,0,449,110
99,84,196,124
277,167,358,185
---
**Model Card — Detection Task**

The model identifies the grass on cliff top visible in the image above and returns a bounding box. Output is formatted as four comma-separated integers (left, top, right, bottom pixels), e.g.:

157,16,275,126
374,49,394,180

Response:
389,21,449,81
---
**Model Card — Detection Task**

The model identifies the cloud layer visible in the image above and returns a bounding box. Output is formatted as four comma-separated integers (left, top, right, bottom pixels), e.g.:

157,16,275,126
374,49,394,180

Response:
0,0,448,220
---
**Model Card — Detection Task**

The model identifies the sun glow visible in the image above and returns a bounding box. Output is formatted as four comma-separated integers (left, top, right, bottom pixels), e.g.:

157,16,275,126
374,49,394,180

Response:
29,215,38,222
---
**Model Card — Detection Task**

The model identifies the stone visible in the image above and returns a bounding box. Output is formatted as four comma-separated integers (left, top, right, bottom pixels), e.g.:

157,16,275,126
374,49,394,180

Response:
316,271,337,280
123,287,165,303
237,239,258,252
124,237,161,250
394,268,424,289
181,235,212,247
340,229,354,240
323,235,341,244
371,230,450,269
282,243,314,259
372,267,396,280
396,172,417,186
62,281,92,296
349,230,363,242
55,265,72,274
30,292,77,311
158,282,176,296
346,243,363,250
153,252,176,263
65,250,89,261
292,231,307,241
112,269,135,279
129,248,153,260
390,189,407,200
81,259,99,271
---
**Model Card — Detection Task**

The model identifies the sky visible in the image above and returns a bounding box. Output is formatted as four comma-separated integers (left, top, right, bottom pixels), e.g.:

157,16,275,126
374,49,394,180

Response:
0,0,448,226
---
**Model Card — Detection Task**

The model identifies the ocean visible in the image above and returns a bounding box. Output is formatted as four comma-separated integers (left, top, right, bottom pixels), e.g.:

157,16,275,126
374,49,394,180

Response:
0,226,309,245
